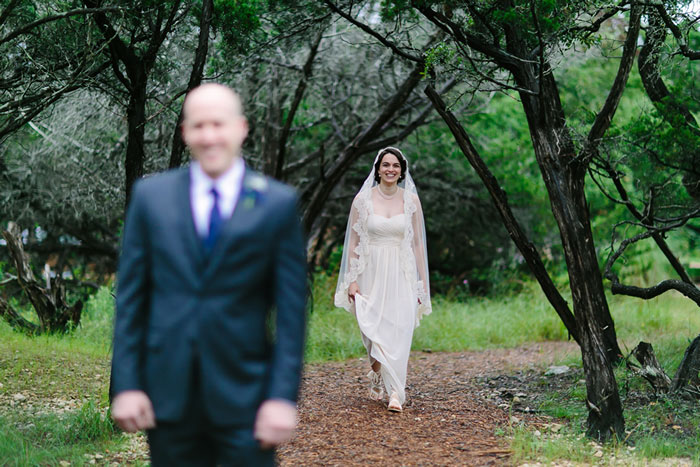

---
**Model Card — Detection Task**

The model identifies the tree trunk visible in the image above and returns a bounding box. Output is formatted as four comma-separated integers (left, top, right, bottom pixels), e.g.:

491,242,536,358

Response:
260,78,283,176
124,71,147,206
672,335,700,393
1,223,82,334
408,0,625,439
169,0,214,169
517,69,624,440
627,337,700,397
628,342,672,393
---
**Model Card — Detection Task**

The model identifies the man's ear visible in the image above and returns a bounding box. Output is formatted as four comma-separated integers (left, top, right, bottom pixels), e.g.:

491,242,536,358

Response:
180,122,188,144
238,117,249,141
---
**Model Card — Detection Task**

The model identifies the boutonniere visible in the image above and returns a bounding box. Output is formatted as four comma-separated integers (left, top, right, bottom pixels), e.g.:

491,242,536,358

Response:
240,174,268,210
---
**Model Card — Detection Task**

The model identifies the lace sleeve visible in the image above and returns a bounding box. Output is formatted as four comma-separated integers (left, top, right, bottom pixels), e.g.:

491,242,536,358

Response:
334,194,370,311
347,202,360,269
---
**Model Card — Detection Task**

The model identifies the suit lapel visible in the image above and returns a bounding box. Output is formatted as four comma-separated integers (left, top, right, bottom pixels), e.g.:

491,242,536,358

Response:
202,167,267,278
176,168,206,270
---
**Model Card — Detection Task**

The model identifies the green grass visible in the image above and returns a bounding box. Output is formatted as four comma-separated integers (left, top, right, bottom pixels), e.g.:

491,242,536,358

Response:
307,271,700,363
305,272,572,362
509,420,700,466
0,402,126,466
513,362,700,464
0,287,142,464
509,426,598,464
502,287,700,466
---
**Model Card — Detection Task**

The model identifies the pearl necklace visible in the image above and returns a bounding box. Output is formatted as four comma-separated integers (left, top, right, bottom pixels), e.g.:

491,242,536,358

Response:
377,186,399,200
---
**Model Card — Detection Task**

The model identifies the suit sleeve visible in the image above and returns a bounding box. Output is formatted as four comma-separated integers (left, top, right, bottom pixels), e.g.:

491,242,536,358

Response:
111,181,151,395
267,191,307,403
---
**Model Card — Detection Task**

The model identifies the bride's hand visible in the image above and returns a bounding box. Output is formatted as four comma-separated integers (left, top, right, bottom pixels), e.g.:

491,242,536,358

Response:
348,282,360,302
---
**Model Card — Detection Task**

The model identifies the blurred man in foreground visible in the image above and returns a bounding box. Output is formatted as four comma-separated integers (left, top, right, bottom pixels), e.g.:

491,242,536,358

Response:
110,83,307,466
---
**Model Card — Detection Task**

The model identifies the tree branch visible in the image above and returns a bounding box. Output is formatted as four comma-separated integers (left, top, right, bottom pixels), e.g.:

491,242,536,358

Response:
584,1,641,152
604,219,700,305
301,59,426,231
424,84,580,343
653,4,700,60
283,146,326,176
83,0,138,86
0,7,120,46
322,0,423,63
0,296,39,334
0,59,111,141
275,27,324,180
146,0,186,68
611,278,700,305
566,2,629,37
638,8,700,137
362,78,457,152
590,158,694,283
416,4,526,75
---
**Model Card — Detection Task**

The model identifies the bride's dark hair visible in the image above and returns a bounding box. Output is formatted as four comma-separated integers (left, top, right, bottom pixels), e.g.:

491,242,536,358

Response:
374,148,407,183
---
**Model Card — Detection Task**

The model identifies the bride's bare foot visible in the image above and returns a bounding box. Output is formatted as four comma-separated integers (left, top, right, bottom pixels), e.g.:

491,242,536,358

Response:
387,391,402,412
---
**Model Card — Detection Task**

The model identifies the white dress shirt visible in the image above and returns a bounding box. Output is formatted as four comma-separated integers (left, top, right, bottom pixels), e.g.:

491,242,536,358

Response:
190,158,245,238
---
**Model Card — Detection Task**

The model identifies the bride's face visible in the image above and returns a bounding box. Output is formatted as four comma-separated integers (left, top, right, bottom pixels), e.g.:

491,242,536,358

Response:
378,154,401,186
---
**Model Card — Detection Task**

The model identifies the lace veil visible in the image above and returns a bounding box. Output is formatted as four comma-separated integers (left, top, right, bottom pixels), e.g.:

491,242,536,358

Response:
333,147,432,326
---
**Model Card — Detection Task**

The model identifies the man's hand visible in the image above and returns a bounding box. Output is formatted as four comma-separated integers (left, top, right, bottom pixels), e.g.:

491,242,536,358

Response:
111,390,156,433
254,399,297,449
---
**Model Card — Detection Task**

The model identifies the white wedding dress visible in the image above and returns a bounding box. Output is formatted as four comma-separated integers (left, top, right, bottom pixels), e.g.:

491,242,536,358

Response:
354,208,416,404
334,147,431,406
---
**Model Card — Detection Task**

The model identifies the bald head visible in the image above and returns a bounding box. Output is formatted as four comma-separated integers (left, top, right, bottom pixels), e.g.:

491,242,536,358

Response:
183,83,243,121
181,83,249,179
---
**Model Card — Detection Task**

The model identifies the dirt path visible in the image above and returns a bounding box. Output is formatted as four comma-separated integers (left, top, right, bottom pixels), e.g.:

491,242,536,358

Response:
278,341,578,466
0,341,578,465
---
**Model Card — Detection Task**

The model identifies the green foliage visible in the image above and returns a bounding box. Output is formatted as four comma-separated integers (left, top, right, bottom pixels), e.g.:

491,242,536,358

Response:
0,0,697,355
212,0,328,60
406,120,523,287
213,0,267,54
379,0,410,21
77,286,116,349
424,42,460,77
620,107,699,209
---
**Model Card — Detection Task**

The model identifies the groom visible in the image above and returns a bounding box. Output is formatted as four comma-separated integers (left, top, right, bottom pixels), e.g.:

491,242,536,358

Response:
110,83,307,466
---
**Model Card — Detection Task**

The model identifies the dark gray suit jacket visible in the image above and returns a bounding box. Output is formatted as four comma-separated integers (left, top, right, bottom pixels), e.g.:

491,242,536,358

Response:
111,165,307,426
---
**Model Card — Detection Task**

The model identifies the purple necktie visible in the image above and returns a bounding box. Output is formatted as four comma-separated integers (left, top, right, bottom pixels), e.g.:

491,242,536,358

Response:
204,188,222,252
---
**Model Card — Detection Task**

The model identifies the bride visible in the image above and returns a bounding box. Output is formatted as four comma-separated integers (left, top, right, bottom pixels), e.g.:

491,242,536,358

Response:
334,147,431,412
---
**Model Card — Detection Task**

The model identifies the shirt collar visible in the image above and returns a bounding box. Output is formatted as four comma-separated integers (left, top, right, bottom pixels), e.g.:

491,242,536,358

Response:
190,158,245,197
